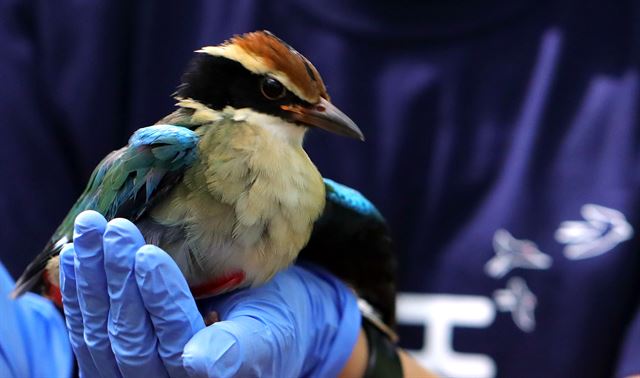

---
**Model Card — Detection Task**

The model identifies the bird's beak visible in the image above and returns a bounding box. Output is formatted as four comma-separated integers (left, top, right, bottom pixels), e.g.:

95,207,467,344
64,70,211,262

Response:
281,98,365,141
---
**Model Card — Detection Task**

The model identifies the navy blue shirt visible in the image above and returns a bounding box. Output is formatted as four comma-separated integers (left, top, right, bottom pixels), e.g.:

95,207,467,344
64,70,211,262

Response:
1,1,639,376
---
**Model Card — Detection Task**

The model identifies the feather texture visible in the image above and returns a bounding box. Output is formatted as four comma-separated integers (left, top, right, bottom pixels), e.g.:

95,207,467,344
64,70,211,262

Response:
12,125,199,297
141,111,325,288
299,179,397,328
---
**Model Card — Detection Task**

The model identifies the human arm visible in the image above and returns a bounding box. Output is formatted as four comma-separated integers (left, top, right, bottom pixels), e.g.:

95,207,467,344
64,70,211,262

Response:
340,329,437,378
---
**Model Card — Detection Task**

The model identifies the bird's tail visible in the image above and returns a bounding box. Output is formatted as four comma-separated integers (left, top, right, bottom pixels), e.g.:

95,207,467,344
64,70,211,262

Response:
11,272,44,298
11,240,63,300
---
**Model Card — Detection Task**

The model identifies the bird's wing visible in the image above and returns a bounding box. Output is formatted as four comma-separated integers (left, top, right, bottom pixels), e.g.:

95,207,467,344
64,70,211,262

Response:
298,179,397,329
12,124,199,297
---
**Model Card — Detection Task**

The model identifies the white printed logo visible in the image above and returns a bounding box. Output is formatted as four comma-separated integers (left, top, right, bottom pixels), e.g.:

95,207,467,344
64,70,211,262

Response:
484,229,552,279
493,277,537,332
397,294,496,378
555,204,633,260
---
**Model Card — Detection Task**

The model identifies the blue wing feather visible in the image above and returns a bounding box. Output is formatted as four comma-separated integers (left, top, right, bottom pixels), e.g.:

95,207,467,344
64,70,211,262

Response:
12,124,199,297
323,178,383,220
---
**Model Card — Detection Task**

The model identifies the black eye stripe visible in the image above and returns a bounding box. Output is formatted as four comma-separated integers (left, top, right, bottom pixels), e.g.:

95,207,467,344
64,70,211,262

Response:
176,55,309,120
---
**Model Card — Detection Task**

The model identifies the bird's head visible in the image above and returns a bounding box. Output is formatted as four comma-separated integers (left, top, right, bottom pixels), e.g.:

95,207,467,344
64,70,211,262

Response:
174,30,364,141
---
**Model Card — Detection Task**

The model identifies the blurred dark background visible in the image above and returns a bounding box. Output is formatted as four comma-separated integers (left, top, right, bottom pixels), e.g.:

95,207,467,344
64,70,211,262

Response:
2,1,640,377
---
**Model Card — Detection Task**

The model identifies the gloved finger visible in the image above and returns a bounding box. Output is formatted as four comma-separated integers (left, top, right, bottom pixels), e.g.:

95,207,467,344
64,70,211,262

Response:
103,218,168,378
135,245,206,377
73,210,120,377
183,316,277,378
60,244,101,377
183,281,304,378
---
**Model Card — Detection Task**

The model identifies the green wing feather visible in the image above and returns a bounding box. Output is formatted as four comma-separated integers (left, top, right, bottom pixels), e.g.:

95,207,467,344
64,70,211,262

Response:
12,124,199,296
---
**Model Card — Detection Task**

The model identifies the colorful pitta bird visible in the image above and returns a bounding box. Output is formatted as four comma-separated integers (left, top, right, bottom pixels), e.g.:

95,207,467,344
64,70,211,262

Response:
12,30,363,301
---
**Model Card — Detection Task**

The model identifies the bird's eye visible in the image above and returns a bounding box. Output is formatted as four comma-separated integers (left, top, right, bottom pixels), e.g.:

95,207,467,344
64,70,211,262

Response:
260,77,286,100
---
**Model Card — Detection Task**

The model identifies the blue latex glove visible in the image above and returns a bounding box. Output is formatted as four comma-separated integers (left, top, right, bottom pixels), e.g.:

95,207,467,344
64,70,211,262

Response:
60,210,361,377
0,261,72,378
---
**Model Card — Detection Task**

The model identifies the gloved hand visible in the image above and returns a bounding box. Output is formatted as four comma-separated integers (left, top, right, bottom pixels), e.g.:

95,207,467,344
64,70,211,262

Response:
0,261,72,378
60,210,361,377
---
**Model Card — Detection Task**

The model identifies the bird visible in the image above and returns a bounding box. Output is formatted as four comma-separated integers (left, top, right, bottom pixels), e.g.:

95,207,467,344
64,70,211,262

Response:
12,30,364,303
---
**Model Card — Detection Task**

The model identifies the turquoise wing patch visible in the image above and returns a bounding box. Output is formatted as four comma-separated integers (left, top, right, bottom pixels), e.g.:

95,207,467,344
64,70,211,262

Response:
56,124,199,239
323,178,383,220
